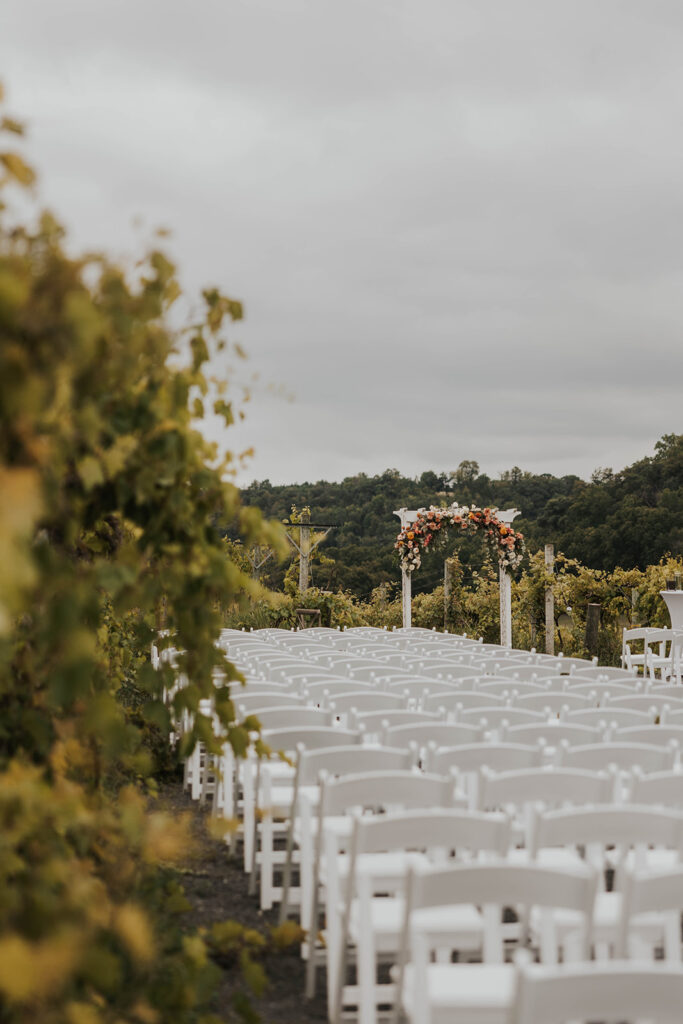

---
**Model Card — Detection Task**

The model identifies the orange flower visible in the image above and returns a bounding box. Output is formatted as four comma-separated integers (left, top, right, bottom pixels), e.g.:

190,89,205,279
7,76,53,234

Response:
407,531,414,540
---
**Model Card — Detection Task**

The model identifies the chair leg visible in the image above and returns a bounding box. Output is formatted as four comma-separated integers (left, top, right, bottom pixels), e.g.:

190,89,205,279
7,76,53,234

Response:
248,760,261,896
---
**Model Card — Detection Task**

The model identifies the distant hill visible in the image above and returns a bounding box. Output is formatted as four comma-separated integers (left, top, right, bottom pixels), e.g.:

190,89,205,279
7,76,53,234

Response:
239,434,683,600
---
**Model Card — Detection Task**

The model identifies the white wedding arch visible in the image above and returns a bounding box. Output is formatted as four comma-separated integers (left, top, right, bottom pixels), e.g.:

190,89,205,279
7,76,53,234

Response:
393,503,523,645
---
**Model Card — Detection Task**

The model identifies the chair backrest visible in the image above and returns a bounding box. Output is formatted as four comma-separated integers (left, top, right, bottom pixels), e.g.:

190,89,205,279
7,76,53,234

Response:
261,725,360,754
552,656,599,674
457,706,546,730
612,725,683,748
570,665,638,681
647,685,683,703
516,691,592,714
566,706,656,728
303,678,375,698
504,721,603,747
512,961,683,1024
630,768,683,808
237,679,300,695
559,741,675,774
247,705,335,730
382,720,482,750
531,804,683,859
236,691,306,711
479,766,613,814
385,679,453,700
396,860,597,1017
319,768,455,818
428,742,543,777
351,806,511,860
351,708,443,735
297,743,414,786
608,694,682,714
567,680,640,700
422,689,506,712
419,662,480,681
473,657,535,673
476,678,549,697
496,665,562,682
324,689,406,714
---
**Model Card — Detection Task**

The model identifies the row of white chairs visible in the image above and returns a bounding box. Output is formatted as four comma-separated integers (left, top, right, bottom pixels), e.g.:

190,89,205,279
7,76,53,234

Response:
172,627,683,1023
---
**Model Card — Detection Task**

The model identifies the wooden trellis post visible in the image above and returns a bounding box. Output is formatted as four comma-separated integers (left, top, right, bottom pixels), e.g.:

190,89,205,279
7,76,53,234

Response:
283,512,335,592
246,544,273,580
444,557,453,631
545,543,555,655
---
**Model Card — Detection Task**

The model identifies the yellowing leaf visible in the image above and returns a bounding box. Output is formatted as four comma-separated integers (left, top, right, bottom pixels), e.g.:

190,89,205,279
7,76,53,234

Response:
113,904,155,964
77,455,104,491
66,1002,101,1024
1,151,36,185
0,935,35,1001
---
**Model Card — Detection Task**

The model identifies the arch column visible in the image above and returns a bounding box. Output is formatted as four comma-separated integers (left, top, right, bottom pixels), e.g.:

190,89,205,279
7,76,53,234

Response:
496,508,521,646
394,508,418,629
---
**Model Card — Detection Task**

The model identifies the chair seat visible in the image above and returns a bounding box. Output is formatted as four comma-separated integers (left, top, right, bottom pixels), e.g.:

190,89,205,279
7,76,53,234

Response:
402,963,514,1024
267,783,318,817
349,896,483,953
330,850,431,886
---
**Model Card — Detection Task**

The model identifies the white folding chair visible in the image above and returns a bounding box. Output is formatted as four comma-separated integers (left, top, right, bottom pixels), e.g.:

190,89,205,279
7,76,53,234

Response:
645,629,678,681
511,960,683,1024
305,769,456,999
622,626,658,674
244,725,359,880
279,744,415,920
333,809,511,1024
394,862,597,1024
530,804,683,957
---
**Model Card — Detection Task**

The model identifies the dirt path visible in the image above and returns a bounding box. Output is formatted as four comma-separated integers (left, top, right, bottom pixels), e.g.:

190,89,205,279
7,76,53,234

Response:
159,781,328,1024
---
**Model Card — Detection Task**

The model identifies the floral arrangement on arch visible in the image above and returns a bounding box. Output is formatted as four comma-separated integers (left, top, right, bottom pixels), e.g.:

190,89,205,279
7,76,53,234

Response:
395,505,526,574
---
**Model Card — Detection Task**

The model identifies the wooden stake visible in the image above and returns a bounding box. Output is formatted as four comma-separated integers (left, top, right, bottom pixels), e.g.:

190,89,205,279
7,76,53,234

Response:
544,543,555,656
585,603,601,657
298,510,310,592
444,558,452,632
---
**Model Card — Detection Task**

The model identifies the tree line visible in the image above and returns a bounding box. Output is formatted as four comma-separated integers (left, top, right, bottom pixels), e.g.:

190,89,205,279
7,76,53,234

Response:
240,433,683,599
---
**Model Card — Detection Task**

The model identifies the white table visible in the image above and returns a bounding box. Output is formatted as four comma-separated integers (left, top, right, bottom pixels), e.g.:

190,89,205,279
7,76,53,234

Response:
660,590,683,630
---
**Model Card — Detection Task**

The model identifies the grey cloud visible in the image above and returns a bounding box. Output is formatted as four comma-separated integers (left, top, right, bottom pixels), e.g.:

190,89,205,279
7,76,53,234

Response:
2,0,682,489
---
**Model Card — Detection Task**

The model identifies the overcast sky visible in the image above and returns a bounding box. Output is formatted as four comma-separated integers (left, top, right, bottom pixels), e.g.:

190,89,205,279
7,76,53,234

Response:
3,0,682,486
